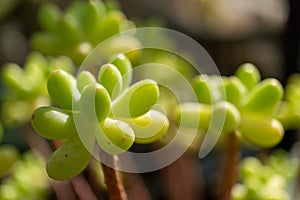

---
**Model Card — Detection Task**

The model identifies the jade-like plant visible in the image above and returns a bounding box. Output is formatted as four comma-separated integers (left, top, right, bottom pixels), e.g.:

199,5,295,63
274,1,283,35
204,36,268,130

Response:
174,63,285,200
31,0,140,65
31,54,169,181
176,63,284,148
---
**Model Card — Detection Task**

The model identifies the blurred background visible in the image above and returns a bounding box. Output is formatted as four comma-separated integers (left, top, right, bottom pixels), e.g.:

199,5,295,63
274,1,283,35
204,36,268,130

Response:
1,0,299,79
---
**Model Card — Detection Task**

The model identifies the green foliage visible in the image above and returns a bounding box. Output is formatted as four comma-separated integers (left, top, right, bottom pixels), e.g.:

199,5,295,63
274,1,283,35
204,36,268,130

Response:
1,52,75,126
231,150,298,200
111,79,159,118
175,63,285,148
276,73,300,130
120,110,169,144
79,83,111,122
235,63,261,91
241,78,283,115
46,136,92,180
31,106,77,140
109,54,133,90
0,145,19,177
97,118,135,154
0,152,50,200
98,64,122,98
31,0,140,65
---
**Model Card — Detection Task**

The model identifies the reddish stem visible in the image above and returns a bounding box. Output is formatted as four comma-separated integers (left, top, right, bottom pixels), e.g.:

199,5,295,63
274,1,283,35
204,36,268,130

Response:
218,132,240,200
100,155,128,200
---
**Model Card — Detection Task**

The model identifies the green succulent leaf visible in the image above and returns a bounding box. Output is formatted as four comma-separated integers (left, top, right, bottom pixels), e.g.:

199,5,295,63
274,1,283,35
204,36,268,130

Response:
79,83,111,122
31,33,65,55
174,102,211,130
47,69,79,109
96,118,135,154
211,101,241,134
77,70,96,93
121,110,169,144
111,79,159,118
82,1,105,37
98,64,122,98
109,54,132,90
31,106,76,140
276,101,300,130
2,63,30,95
55,14,80,45
192,75,212,104
241,78,283,115
239,113,284,148
224,76,247,106
38,3,61,31
235,63,261,90
46,136,92,180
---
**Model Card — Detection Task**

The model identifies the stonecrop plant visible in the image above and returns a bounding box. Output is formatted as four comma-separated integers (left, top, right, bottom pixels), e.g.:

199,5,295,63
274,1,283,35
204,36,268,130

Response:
175,63,284,148
31,54,169,180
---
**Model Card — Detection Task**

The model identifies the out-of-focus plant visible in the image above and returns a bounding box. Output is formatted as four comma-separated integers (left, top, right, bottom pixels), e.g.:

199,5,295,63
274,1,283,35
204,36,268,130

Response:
176,63,284,148
276,74,300,130
174,63,285,200
31,0,140,65
0,121,19,178
0,152,50,200
1,51,75,126
231,150,298,200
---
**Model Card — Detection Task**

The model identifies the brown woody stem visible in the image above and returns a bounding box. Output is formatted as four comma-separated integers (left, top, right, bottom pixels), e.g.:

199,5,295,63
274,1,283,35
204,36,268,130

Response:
100,155,128,200
218,132,240,200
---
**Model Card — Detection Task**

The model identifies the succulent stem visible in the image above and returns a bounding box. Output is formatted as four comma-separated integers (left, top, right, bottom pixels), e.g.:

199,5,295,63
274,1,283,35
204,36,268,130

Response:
218,132,240,200
100,155,128,200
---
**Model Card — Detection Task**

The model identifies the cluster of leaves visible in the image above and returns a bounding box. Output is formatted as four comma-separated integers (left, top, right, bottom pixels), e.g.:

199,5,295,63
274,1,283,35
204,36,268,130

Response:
1,52,75,126
175,63,284,148
31,54,169,180
31,0,140,65
231,150,299,200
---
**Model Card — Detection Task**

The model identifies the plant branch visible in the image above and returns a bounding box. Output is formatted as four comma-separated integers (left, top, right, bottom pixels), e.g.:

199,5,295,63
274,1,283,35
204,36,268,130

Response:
100,154,128,200
218,132,240,200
